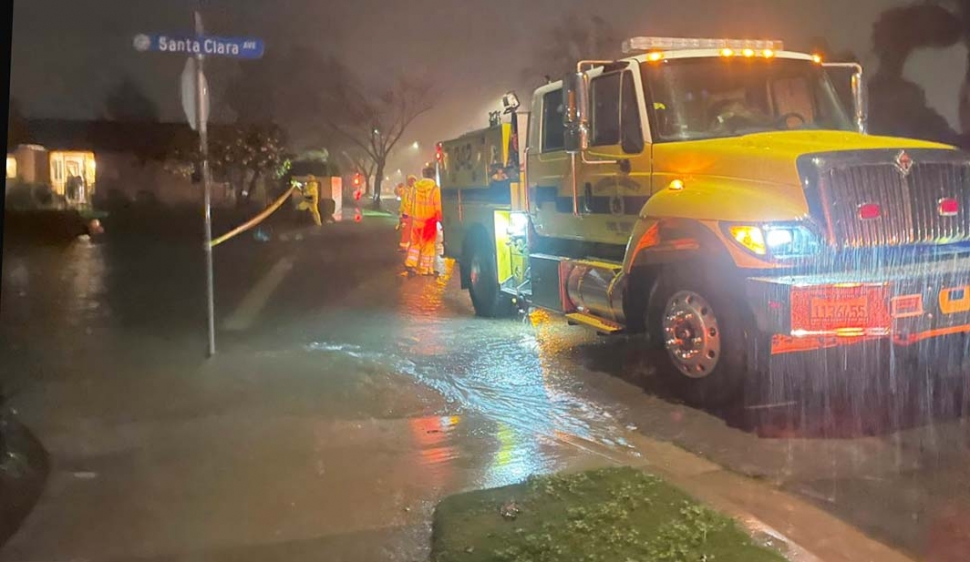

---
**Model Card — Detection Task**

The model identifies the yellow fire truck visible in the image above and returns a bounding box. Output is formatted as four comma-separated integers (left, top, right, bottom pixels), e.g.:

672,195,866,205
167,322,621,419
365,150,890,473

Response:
438,37,970,407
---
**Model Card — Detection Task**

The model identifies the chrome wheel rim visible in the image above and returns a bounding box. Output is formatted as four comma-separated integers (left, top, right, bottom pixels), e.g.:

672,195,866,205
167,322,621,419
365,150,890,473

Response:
663,291,721,379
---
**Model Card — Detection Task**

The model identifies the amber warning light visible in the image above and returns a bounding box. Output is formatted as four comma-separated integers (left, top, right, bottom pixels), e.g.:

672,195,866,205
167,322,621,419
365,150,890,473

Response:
622,37,783,54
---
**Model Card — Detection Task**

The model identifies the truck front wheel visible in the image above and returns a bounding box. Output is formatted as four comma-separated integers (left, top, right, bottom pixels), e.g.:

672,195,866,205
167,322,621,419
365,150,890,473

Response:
467,236,513,318
650,266,747,408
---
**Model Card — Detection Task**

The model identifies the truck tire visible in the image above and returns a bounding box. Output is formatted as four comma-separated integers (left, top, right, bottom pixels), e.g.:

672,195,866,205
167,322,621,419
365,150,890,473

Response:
649,265,748,408
467,235,513,318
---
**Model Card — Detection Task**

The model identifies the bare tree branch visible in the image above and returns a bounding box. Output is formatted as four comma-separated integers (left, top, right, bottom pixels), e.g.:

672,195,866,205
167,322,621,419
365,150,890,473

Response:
321,63,437,205
521,13,619,86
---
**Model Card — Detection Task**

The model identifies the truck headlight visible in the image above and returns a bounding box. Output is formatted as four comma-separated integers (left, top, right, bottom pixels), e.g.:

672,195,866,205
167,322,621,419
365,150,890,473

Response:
764,224,822,258
726,223,822,259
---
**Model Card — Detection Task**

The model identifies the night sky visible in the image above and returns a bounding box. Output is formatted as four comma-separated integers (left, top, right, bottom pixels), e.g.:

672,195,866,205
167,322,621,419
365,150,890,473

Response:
11,0,968,172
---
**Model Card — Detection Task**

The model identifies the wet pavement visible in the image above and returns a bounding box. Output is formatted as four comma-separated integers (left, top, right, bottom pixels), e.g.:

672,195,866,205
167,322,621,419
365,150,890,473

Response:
1,217,968,561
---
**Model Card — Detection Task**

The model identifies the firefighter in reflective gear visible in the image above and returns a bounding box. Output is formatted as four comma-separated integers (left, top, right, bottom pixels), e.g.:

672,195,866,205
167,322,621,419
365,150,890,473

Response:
404,167,442,276
397,175,417,251
298,175,323,226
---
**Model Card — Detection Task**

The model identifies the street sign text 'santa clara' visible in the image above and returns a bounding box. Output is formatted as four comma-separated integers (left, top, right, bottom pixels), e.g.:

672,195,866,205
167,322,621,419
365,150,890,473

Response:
133,34,264,59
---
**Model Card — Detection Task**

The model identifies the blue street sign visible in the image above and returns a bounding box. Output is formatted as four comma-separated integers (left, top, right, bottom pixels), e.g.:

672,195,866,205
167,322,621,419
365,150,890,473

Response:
133,33,264,59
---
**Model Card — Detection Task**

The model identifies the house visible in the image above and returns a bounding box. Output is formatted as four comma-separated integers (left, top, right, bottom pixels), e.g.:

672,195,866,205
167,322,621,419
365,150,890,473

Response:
6,143,97,206
13,120,236,207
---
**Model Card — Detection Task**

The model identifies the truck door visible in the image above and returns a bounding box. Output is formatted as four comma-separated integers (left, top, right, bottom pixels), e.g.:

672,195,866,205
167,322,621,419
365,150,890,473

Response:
528,65,650,247
582,68,650,244
528,86,569,238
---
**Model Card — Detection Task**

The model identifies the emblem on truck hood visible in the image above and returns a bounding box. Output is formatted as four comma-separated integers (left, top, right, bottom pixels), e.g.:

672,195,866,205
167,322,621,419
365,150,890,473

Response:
894,150,914,177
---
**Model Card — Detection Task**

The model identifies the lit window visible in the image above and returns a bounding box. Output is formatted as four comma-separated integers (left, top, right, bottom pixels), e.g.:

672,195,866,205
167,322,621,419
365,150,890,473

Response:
52,158,64,182
6,156,16,179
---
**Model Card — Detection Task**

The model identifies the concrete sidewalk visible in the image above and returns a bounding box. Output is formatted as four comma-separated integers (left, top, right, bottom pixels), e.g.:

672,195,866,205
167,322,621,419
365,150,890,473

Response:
1,340,916,562
0,345,610,561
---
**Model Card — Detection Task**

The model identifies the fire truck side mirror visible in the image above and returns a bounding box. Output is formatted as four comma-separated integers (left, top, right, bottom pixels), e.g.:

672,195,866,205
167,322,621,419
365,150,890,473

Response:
851,66,869,135
824,62,868,135
563,72,590,154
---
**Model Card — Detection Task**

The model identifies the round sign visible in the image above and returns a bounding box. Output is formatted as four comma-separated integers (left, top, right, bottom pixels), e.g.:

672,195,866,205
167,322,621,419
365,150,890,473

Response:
133,34,151,52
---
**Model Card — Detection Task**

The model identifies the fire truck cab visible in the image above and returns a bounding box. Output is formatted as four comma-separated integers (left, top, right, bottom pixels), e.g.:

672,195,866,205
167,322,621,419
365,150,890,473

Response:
439,37,970,407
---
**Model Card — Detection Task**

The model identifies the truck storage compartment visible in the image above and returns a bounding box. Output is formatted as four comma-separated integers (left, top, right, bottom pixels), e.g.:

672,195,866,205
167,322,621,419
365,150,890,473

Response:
529,254,568,312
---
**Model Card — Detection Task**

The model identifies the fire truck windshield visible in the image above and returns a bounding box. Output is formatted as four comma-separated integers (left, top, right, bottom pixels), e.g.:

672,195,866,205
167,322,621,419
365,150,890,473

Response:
642,57,853,141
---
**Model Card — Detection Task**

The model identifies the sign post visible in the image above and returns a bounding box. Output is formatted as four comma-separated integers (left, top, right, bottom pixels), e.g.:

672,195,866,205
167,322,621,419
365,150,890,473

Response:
194,11,216,357
134,14,264,358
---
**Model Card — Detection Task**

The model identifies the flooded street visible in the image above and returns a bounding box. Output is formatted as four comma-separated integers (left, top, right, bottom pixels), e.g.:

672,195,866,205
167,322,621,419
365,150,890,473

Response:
2,219,969,561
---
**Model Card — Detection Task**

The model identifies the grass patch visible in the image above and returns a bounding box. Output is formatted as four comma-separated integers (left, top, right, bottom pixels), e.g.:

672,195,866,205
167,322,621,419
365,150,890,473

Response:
361,208,395,217
431,467,785,562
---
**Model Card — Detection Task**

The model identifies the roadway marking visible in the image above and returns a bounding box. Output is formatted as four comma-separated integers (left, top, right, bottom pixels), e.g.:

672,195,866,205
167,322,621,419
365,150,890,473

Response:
223,257,294,331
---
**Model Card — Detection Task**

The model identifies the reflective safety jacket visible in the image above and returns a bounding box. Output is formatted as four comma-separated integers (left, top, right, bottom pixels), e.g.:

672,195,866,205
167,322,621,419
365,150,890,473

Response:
400,185,414,217
305,180,319,201
411,179,441,223
411,178,441,242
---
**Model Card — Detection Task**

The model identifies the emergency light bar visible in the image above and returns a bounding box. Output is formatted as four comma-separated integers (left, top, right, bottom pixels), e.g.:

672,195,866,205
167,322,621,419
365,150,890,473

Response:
622,37,784,54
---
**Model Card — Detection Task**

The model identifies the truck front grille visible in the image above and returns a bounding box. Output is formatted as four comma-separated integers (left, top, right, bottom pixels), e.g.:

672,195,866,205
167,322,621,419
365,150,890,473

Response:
817,158,970,249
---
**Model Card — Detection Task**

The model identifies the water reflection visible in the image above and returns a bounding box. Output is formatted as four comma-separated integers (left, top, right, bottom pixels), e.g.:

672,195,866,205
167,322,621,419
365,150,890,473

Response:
303,259,627,485
1,239,109,339
481,422,547,489
395,259,455,321
65,239,108,328
408,415,460,492
394,260,457,357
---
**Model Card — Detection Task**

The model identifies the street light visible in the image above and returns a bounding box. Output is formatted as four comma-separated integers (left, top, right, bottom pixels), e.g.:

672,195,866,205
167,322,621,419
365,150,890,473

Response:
411,141,420,150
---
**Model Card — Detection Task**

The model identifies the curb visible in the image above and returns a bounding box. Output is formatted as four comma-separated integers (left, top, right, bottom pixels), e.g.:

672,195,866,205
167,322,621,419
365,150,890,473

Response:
562,430,916,562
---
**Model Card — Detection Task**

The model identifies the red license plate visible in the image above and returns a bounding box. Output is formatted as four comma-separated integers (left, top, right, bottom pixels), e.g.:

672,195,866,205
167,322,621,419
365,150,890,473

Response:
791,285,890,334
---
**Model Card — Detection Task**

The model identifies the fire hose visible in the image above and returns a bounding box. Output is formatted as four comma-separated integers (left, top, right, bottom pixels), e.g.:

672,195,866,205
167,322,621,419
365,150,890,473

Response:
209,185,298,248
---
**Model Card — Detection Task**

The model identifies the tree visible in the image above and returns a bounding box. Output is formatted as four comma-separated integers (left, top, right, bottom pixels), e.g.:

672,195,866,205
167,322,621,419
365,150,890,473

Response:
873,3,961,78
223,59,277,126
225,44,341,150
522,13,619,86
865,3,963,144
7,97,26,149
323,61,435,207
340,149,376,198
947,0,970,133
103,76,160,122
167,123,286,206
214,124,287,205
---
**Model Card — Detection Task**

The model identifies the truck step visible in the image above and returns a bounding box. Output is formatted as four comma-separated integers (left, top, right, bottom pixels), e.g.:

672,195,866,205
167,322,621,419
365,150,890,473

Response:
569,258,623,271
565,312,624,335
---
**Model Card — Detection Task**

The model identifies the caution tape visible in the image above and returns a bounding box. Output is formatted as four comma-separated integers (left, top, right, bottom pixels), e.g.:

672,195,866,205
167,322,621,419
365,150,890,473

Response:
210,185,298,248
